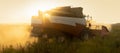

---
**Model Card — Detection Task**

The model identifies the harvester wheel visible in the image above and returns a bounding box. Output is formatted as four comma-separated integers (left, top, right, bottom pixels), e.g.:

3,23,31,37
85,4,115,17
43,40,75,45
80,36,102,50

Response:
79,29,91,40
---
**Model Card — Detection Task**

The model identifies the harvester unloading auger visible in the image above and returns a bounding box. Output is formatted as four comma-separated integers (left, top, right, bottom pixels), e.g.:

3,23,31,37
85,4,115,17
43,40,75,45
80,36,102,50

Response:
31,6,101,40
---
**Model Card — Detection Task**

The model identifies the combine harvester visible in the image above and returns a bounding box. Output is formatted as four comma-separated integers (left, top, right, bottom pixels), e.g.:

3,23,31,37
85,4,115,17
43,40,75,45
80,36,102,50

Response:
31,6,109,40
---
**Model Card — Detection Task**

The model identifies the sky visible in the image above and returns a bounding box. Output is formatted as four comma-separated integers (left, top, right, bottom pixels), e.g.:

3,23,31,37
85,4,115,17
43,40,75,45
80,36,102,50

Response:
0,0,120,24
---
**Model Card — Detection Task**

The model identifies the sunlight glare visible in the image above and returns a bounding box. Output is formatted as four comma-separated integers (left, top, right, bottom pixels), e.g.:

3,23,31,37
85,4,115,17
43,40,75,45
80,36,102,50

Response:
44,13,50,17
36,2,58,12
39,6,55,12
26,2,59,24
27,4,56,16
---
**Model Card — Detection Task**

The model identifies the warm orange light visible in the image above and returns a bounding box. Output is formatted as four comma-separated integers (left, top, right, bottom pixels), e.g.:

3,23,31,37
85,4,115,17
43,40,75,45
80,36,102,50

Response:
38,4,56,12
39,6,55,12
26,2,59,24
44,13,50,17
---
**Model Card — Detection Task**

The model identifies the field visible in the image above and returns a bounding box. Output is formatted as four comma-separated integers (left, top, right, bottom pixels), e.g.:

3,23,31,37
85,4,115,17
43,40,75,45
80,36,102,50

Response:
0,23,120,53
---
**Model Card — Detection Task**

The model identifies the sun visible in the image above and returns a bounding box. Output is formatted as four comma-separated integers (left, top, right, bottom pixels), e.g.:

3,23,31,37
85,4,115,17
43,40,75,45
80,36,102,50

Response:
38,2,58,12
39,6,55,12
29,5,56,16
28,1,59,16
25,2,59,24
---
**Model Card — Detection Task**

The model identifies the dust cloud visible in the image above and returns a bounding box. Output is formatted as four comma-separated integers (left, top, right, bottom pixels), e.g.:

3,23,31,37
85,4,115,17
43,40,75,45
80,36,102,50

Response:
0,24,37,48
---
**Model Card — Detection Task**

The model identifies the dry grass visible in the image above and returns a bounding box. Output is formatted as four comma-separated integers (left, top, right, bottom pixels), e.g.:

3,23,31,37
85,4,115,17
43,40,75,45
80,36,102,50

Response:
1,24,120,53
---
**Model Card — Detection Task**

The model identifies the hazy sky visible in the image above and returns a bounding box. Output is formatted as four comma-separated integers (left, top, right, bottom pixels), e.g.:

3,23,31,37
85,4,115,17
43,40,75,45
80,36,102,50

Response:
0,0,120,24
